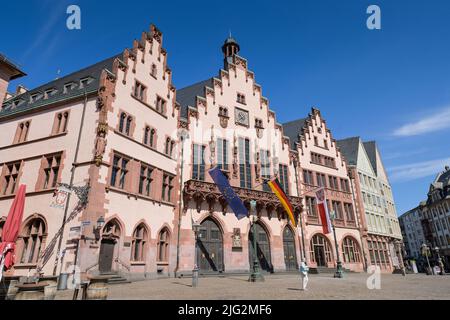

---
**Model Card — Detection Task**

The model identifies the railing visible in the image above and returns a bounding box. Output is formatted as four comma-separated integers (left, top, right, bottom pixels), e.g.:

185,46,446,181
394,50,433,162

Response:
85,262,99,273
115,258,131,272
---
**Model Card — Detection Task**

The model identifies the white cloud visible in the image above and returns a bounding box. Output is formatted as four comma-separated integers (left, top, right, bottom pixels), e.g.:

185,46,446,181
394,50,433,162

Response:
388,157,450,182
393,107,450,137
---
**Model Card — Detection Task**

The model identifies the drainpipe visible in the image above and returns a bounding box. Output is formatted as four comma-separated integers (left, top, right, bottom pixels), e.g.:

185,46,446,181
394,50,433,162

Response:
174,130,188,277
53,89,89,276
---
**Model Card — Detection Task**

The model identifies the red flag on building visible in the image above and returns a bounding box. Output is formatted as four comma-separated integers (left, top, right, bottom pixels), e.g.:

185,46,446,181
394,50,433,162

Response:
315,188,332,234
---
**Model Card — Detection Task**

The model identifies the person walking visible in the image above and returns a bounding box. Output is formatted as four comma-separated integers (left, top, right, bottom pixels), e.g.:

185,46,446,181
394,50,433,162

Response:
299,261,309,291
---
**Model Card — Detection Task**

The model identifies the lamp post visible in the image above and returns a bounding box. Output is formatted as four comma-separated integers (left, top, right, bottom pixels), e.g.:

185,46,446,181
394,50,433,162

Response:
434,247,445,275
192,221,201,287
329,211,343,278
421,243,432,275
248,200,264,282
175,128,189,277
292,160,307,264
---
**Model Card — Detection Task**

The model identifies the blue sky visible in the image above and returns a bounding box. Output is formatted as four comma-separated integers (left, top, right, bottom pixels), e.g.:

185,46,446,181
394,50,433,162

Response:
2,0,450,215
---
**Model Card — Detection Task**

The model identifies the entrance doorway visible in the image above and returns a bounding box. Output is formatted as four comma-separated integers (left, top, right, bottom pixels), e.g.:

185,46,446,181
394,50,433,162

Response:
197,218,224,273
248,223,273,272
310,234,333,267
99,239,115,273
98,219,121,274
283,227,298,271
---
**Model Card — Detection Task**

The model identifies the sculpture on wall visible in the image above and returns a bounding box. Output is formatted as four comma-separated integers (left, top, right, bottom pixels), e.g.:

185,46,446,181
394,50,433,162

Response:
94,123,108,166
232,133,238,178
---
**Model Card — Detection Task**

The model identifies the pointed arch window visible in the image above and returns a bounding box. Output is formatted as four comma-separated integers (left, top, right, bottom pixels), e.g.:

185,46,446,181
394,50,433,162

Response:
131,224,148,262
157,228,170,262
19,217,46,264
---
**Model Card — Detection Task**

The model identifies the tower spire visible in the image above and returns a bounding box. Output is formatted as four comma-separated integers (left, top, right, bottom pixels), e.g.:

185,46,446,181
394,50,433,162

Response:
222,33,240,68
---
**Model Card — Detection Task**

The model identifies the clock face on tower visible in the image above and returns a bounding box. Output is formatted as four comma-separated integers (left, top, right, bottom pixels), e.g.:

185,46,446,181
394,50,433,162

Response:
235,107,249,127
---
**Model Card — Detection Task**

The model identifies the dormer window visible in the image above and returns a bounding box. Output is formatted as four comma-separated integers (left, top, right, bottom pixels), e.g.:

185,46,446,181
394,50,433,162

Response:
44,88,57,99
12,99,24,108
30,93,42,103
79,77,93,88
63,82,76,94
237,93,246,105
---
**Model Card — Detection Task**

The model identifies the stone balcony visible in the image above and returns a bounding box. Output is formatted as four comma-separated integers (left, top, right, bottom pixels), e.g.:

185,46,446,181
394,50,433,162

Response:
183,179,303,221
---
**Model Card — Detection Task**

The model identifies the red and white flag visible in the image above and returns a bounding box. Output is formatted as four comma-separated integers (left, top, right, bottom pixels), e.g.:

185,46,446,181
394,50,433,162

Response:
316,188,332,234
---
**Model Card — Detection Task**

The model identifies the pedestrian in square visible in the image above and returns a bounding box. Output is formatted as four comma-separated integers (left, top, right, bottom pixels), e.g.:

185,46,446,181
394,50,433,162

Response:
299,261,309,291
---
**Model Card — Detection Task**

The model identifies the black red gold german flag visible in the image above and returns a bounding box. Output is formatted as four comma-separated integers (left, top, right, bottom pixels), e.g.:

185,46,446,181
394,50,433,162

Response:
267,178,297,227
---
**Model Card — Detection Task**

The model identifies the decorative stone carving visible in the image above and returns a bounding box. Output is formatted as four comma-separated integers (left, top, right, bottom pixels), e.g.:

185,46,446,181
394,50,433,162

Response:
232,134,238,178
94,123,108,167
209,125,216,165
182,180,302,221
232,228,242,248
219,115,229,129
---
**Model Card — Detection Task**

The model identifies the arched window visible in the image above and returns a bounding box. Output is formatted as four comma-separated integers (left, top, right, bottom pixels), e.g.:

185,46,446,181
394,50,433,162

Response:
342,236,361,263
150,129,156,148
170,141,175,157
310,234,333,266
126,116,133,136
157,228,170,262
19,217,46,264
119,113,127,133
144,126,150,145
131,224,148,262
165,138,171,155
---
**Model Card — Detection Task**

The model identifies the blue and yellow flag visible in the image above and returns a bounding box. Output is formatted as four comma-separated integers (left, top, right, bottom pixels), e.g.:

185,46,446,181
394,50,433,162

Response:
209,167,248,220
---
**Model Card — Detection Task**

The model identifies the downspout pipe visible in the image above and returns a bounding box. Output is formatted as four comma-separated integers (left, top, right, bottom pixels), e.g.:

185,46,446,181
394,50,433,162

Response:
53,89,89,276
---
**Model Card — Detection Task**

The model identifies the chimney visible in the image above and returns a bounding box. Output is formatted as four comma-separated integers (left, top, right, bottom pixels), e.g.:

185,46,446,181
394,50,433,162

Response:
0,54,26,106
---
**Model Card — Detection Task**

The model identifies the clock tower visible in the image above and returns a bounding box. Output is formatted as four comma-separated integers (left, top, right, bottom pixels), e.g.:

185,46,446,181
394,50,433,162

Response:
222,34,240,68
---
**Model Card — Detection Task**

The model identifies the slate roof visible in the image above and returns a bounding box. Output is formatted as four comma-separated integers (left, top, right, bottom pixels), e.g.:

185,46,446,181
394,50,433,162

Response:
176,78,214,118
0,53,121,119
282,118,307,149
363,141,377,174
432,166,450,189
336,137,361,166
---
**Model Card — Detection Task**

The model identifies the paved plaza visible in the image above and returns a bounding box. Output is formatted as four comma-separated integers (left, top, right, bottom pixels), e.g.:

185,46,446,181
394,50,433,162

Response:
55,273,450,300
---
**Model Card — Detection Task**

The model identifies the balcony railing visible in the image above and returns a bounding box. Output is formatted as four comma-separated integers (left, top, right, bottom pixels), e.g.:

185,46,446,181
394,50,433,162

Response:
183,179,303,220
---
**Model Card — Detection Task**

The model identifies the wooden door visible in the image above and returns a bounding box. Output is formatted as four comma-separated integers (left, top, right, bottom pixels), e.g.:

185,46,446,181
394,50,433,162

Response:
99,239,115,273
283,227,298,271
197,219,224,273
248,223,272,272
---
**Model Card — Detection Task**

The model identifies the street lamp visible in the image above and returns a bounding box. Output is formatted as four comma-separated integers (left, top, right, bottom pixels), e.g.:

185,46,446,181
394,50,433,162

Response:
248,200,264,282
421,243,432,275
192,221,201,287
434,247,445,275
329,211,344,278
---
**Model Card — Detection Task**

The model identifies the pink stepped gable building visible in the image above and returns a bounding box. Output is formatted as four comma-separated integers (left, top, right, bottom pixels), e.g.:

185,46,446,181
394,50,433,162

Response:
0,24,401,280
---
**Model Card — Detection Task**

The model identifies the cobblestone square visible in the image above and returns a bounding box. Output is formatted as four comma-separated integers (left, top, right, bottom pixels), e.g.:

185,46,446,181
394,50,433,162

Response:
55,273,450,300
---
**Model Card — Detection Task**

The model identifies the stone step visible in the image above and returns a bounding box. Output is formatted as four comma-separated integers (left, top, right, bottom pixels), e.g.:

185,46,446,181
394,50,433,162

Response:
309,267,355,274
